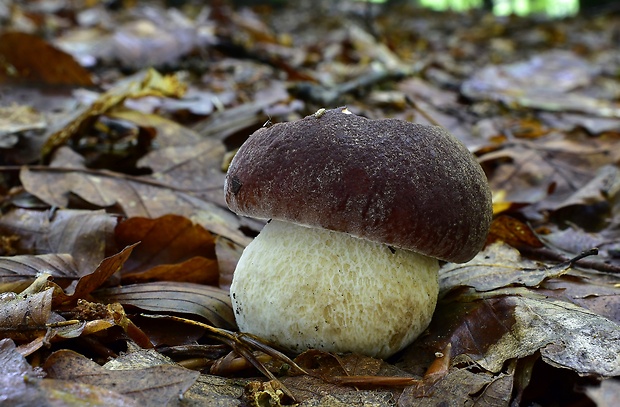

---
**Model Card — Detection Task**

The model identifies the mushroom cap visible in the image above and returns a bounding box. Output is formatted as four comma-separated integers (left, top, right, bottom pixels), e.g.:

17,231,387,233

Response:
225,108,492,263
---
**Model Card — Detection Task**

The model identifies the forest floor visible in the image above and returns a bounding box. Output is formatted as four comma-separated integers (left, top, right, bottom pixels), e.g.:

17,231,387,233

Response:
0,1,619,406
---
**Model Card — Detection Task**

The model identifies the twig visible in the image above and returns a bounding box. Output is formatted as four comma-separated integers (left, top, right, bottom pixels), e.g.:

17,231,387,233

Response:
140,314,308,402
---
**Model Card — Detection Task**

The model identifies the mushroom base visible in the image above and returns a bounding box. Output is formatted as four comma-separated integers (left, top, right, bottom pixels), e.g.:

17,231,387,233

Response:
230,220,439,359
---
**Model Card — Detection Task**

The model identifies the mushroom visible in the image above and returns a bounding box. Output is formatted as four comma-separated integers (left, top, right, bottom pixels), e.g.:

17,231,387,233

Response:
225,107,492,358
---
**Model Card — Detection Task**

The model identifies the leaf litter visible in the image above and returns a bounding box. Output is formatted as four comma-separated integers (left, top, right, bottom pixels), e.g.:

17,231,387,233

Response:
0,0,619,405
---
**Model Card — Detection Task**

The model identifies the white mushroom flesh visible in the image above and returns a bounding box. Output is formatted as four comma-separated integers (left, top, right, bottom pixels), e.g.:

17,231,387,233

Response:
230,220,439,359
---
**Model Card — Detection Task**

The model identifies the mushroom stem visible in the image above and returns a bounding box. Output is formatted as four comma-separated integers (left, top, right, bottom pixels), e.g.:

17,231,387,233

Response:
230,220,439,359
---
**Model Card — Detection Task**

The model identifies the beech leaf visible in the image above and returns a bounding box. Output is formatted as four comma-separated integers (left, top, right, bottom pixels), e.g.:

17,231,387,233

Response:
115,215,219,286
94,281,235,330
44,349,199,406
439,242,577,293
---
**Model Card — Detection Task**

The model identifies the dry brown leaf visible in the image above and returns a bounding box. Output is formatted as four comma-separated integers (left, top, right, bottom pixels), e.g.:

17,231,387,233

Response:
0,253,79,292
44,349,199,406
439,242,575,293
278,350,414,403
405,295,620,377
1,4,620,407
0,104,46,148
481,296,620,376
121,258,219,286
461,50,620,118
53,244,138,306
548,164,620,230
398,367,499,407
94,281,235,330
542,225,619,257
215,237,244,291
10,335,131,401
486,215,544,250
401,298,517,373
0,208,117,274
39,379,141,407
0,32,94,86
115,215,218,286
540,275,620,324
41,68,186,158
398,77,476,145
19,165,249,246
102,109,230,207
0,288,53,343
541,111,620,135
137,137,227,208
479,137,609,207
0,338,42,374
58,300,153,349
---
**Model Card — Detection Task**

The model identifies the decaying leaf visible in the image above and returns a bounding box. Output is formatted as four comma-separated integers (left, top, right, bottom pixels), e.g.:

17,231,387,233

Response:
94,281,235,330
0,32,94,86
19,163,248,246
486,215,544,250
439,242,580,293
540,272,620,323
53,244,138,306
0,208,117,274
1,2,619,406
462,50,620,118
44,349,199,406
41,68,186,158
0,253,79,292
115,215,219,285
0,338,65,407
480,296,620,376
0,287,53,343
0,104,46,148
479,137,611,207
399,367,500,406
408,294,620,379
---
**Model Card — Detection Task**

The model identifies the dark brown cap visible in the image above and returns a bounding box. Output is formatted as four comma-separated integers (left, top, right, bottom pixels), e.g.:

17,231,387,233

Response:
225,108,492,263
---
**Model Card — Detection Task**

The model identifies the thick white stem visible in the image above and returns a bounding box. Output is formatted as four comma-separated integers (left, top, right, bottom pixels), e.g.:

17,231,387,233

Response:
230,220,439,358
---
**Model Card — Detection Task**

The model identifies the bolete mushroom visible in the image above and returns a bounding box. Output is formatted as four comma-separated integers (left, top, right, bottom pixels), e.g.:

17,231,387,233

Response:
225,107,492,358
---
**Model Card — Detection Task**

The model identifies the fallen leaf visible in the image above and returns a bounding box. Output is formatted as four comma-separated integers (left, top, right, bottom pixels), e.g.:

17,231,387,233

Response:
60,300,153,349
115,215,219,285
94,281,235,330
44,349,199,406
0,104,46,148
0,253,79,292
1,363,141,407
462,50,620,118
479,137,610,206
482,296,620,376
399,367,498,406
41,68,186,158
40,379,140,407
215,236,244,290
439,242,576,293
549,164,620,231
486,215,544,250
0,208,117,274
136,136,228,208
0,32,94,86
0,288,53,343
19,164,249,246
53,244,138,306
0,338,44,375
411,295,620,377
540,273,620,323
